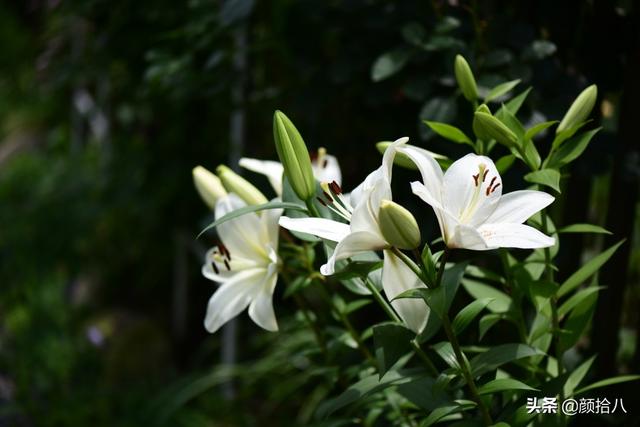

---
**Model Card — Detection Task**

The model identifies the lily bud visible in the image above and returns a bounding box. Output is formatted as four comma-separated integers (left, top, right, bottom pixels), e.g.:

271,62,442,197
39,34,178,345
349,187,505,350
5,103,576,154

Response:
473,104,492,141
273,110,316,201
376,142,417,170
379,200,421,250
216,164,268,206
473,111,518,147
556,84,598,134
193,166,227,210
454,55,478,102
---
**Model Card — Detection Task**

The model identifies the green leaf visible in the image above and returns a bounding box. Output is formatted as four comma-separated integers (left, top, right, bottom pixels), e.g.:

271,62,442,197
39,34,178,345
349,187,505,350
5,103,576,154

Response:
524,169,561,193
558,240,624,297
496,88,531,121
498,105,525,140
485,79,521,103
371,49,411,82
477,378,538,395
452,298,494,335
574,375,640,395
558,224,612,235
424,121,474,146
462,279,512,313
558,291,597,352
521,138,541,170
421,403,473,427
432,342,460,370
332,260,383,281
345,299,372,314
495,154,516,174
564,355,596,397
470,344,543,377
547,128,600,169
197,201,306,237
558,286,604,317
479,313,503,340
525,120,558,141
373,323,415,377
550,122,587,150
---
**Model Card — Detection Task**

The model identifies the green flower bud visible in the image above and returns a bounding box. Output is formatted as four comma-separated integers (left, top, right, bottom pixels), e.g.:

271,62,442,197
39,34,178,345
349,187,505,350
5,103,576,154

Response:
473,111,518,147
454,54,478,102
376,141,418,170
378,200,421,250
473,104,492,141
556,84,598,134
273,110,316,201
216,164,268,206
193,165,227,210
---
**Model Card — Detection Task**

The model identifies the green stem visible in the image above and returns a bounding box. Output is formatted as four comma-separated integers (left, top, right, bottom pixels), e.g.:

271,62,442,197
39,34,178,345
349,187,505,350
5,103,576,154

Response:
391,247,432,288
498,249,528,342
436,248,493,426
305,198,321,217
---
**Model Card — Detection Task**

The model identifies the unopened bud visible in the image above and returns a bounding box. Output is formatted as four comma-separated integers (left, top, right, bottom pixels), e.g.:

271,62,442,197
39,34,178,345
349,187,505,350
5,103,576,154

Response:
379,200,421,250
273,110,316,201
473,104,492,141
454,55,478,102
556,84,598,134
216,164,268,206
473,111,518,147
193,166,227,210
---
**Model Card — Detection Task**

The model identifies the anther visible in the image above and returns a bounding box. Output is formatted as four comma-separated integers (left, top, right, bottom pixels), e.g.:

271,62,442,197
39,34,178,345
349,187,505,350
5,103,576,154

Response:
322,190,332,200
329,181,342,195
490,183,501,194
316,196,327,206
211,262,219,274
472,174,479,186
482,169,489,182
224,259,231,271
489,176,497,187
323,159,328,168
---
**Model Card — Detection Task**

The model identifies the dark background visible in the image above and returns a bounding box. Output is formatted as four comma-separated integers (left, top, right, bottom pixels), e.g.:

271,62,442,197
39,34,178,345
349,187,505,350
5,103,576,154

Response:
0,0,638,425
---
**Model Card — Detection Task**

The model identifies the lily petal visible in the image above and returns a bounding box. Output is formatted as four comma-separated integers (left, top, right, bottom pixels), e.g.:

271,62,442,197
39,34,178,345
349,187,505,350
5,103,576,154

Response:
448,224,490,250
443,153,502,226
320,231,387,275
201,247,258,282
477,223,555,249
260,198,283,246
279,216,351,242
239,158,284,196
215,194,268,261
312,153,342,185
485,190,554,224
399,144,444,203
382,250,429,333
247,263,279,332
204,268,265,333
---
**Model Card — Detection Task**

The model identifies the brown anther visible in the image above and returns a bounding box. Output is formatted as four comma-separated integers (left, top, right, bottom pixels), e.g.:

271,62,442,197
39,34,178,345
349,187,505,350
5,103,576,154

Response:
482,169,489,182
211,262,220,274
316,196,328,206
329,181,342,195
322,190,332,201
310,151,318,161
472,173,479,186
489,176,497,187
224,259,231,271
323,159,328,168
490,183,501,194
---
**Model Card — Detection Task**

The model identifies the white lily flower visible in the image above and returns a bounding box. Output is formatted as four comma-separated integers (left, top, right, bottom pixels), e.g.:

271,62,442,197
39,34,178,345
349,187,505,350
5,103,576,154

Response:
408,152,555,250
239,147,342,196
279,137,430,333
201,193,282,333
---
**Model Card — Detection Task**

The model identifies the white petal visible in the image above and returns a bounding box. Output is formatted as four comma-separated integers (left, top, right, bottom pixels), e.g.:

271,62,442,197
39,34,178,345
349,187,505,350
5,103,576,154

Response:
320,231,386,275
411,181,458,243
203,268,265,333
448,224,490,250
443,153,502,226
398,145,444,202
381,137,409,181
215,194,267,261
248,263,279,332
312,154,342,185
349,178,390,237
382,250,429,333
201,247,258,282
260,197,283,246
485,190,555,224
477,223,555,249
279,217,350,242
239,158,284,196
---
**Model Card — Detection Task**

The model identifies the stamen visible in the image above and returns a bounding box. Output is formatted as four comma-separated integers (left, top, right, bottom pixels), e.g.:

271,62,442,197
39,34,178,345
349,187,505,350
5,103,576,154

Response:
224,259,231,271
489,176,497,187
323,159,328,168
211,262,219,274
323,190,331,200
490,183,501,194
486,186,491,196
316,196,327,206
482,169,489,182
329,181,342,195
472,174,479,186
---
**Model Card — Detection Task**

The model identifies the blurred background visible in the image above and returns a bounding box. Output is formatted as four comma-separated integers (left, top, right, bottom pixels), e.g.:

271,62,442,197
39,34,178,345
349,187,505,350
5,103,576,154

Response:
0,0,638,426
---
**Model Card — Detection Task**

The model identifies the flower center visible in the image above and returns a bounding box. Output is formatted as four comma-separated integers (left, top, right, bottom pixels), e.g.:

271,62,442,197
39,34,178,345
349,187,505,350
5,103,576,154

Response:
317,180,353,221
210,242,232,274
459,163,501,223
311,147,329,169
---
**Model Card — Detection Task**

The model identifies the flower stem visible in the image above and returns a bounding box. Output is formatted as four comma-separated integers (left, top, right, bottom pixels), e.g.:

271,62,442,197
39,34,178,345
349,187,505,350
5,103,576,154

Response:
390,247,431,288
305,198,321,217
436,248,493,426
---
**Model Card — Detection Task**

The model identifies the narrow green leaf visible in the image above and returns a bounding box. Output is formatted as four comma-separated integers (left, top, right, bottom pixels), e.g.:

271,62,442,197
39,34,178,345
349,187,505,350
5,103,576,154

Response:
198,201,306,237
479,313,503,340
547,128,600,169
574,375,640,396
558,291,597,352
496,88,531,121
452,298,494,335
525,120,558,141
558,286,604,317
424,121,474,146
558,224,612,235
470,344,543,377
421,404,467,427
477,378,538,395
462,279,512,313
485,79,521,103
564,355,596,397
524,169,561,193
373,323,415,377
551,121,587,150
495,154,516,174
522,138,541,170
432,342,460,370
332,260,383,281
558,240,624,297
